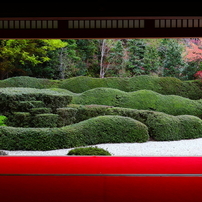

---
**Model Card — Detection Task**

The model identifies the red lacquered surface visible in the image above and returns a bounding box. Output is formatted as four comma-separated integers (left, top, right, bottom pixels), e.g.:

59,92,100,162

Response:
1,157,202,202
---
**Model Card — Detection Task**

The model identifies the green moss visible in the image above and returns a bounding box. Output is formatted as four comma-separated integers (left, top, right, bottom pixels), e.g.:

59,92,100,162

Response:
0,115,149,151
67,146,111,156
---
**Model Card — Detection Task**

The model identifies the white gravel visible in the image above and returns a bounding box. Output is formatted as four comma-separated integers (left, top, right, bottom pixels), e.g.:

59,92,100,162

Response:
3,138,202,156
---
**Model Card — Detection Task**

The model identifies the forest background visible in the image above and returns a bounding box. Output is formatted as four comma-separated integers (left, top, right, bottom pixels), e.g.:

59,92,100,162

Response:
0,38,202,80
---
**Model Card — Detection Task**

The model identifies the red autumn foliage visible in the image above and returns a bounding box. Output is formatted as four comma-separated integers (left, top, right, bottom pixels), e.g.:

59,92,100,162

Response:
185,39,202,62
194,70,202,79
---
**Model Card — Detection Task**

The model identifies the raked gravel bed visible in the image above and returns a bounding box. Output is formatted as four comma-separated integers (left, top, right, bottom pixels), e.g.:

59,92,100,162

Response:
3,138,202,156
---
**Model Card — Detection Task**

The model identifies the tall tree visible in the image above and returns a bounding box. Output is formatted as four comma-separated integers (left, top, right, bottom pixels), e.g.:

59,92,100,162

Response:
99,39,124,78
158,39,187,78
126,39,146,76
0,39,67,80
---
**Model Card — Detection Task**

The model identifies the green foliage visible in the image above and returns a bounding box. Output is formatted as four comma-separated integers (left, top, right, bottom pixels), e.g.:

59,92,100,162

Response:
66,104,202,141
0,76,59,88
0,87,72,114
58,75,202,100
126,39,146,76
71,88,202,118
0,116,149,150
29,108,52,115
0,39,67,80
158,39,187,78
67,146,111,156
31,114,59,128
7,112,31,128
0,116,7,126
58,76,128,93
56,108,77,127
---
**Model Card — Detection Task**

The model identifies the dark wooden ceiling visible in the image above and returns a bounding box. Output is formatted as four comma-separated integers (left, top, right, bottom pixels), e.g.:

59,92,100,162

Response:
1,3,201,18
0,3,202,38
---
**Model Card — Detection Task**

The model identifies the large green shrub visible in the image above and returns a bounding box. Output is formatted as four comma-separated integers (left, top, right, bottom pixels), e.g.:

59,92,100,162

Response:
67,146,111,156
0,87,72,114
65,104,202,141
0,116,149,151
0,76,59,89
58,76,128,93
31,114,59,128
58,75,202,100
72,88,202,118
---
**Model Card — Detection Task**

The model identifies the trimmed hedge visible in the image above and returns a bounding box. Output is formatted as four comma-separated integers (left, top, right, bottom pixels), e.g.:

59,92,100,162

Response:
1,76,202,100
0,76,59,89
67,147,111,156
29,108,52,115
31,113,59,128
56,107,78,127
58,76,202,100
0,116,149,150
0,87,72,114
64,104,202,141
7,112,31,128
71,88,202,118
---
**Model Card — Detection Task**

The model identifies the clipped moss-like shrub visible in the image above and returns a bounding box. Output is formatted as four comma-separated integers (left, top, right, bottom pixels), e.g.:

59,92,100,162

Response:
72,88,202,118
12,101,45,112
6,112,31,127
0,116,149,151
0,87,72,114
67,146,111,156
56,107,78,127
58,76,128,93
0,76,59,89
66,104,202,141
29,108,52,115
58,75,202,99
31,113,59,128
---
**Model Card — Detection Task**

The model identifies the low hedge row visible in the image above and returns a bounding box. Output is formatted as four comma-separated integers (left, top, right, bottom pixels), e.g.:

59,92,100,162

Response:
0,76,59,89
1,75,202,100
0,87,72,114
63,104,202,141
71,88,202,118
58,76,202,100
0,115,149,151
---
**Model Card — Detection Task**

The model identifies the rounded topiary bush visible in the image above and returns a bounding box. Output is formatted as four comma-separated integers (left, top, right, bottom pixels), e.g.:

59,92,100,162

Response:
67,146,111,156
0,115,149,151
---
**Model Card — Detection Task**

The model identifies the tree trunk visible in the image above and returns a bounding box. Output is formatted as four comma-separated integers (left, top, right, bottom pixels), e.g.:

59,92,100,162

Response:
59,48,65,79
100,40,106,78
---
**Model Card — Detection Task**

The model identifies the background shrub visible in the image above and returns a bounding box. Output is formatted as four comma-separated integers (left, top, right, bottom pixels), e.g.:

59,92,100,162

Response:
0,87,72,115
0,76,59,89
0,116,149,151
67,146,111,156
31,113,59,128
58,75,202,99
71,88,202,118
65,104,202,141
